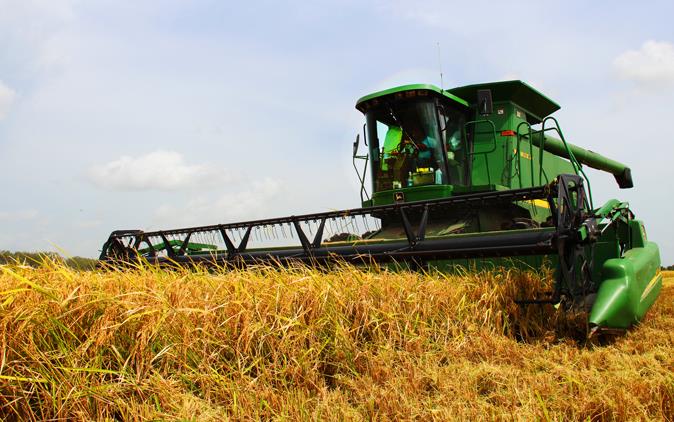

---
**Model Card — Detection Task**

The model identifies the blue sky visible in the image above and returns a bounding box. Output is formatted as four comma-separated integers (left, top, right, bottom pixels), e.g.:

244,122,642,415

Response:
1,0,674,262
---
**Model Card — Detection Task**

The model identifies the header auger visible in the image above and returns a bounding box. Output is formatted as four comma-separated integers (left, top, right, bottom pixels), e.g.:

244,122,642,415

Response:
100,80,661,334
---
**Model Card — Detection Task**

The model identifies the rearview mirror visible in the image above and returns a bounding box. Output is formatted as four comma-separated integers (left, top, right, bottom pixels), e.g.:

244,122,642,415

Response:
477,89,493,116
352,134,360,157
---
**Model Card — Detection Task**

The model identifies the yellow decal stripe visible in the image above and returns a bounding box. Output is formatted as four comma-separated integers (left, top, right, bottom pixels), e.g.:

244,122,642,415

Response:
641,273,662,301
513,149,532,160
527,199,550,209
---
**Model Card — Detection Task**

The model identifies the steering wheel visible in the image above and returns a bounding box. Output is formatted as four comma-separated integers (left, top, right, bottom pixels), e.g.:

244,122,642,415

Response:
398,138,420,154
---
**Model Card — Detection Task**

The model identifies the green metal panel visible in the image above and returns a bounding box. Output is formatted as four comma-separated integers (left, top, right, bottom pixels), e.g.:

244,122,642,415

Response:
432,255,554,274
589,241,661,328
369,184,457,206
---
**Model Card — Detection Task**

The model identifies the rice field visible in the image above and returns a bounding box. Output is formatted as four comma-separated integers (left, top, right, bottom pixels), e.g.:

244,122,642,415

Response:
0,261,672,420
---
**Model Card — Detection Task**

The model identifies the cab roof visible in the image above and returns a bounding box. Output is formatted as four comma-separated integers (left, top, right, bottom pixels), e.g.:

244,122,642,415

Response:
356,80,560,124
355,84,469,113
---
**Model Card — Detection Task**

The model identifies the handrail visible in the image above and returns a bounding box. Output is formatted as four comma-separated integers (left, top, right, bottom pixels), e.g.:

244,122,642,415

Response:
352,153,369,203
352,124,371,203
515,121,536,188
515,119,593,208
463,119,498,186
540,117,594,209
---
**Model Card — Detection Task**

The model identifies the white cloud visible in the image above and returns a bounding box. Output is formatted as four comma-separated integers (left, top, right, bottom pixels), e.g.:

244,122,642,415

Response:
0,80,17,119
0,0,77,22
152,178,284,228
0,0,78,72
88,150,232,191
0,209,38,221
614,40,674,86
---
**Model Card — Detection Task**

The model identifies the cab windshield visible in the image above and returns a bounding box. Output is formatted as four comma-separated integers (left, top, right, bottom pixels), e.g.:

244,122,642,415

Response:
365,99,464,192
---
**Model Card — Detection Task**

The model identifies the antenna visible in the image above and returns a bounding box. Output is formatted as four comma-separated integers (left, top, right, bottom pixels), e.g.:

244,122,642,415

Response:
437,42,444,91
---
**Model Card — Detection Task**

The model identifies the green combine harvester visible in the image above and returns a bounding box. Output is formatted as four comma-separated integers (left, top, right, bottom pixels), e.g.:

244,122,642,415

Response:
100,80,662,334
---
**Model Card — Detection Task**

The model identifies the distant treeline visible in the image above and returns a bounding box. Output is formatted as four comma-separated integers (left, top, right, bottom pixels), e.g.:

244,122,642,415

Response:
0,251,98,270
663,265,674,271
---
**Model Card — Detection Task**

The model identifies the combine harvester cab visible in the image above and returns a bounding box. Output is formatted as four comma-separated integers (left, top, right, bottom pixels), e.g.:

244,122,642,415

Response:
100,80,661,334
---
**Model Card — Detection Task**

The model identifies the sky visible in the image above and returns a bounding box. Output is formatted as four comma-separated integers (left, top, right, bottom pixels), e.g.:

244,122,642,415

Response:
1,0,674,262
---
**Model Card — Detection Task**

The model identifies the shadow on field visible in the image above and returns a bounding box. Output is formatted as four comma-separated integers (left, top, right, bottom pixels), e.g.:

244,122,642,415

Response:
509,307,624,347
497,271,627,347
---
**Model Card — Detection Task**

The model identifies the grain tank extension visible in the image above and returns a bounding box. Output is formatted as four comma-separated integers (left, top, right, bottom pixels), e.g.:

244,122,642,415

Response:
100,80,662,333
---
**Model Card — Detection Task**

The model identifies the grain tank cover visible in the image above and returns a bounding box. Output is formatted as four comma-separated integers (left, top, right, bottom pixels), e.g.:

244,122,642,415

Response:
448,80,560,124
